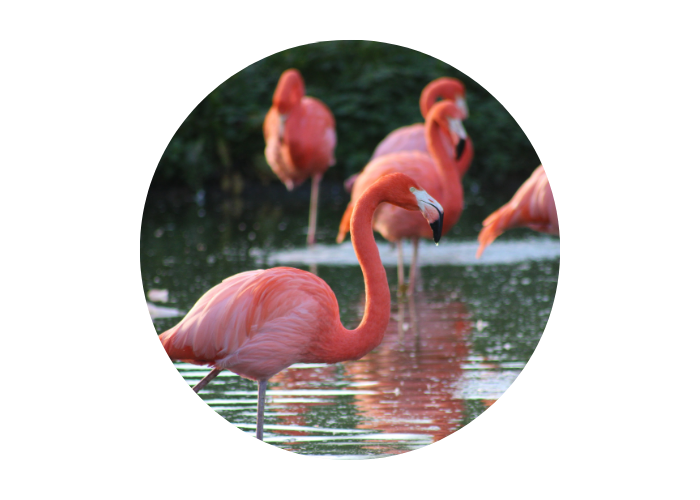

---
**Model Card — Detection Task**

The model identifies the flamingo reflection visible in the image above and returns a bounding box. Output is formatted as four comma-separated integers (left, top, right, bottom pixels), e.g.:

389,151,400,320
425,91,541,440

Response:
261,287,502,449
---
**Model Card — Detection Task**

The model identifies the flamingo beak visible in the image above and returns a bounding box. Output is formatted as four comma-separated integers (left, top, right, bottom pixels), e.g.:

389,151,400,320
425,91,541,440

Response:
412,188,445,244
430,207,444,244
449,118,468,162
455,138,466,160
456,96,469,119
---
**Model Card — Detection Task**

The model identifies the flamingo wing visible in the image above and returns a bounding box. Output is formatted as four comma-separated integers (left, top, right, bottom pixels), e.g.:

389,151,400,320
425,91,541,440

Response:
370,123,427,160
285,97,336,174
263,109,296,189
159,268,340,380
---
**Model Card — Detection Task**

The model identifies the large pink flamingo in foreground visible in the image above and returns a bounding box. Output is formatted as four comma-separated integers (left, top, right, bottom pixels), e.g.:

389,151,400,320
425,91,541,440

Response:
263,68,336,245
159,173,444,440
476,164,558,258
345,77,473,192
337,101,465,295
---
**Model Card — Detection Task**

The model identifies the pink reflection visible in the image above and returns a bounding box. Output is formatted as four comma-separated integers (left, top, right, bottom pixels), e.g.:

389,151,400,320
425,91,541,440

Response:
344,289,473,443
263,287,483,449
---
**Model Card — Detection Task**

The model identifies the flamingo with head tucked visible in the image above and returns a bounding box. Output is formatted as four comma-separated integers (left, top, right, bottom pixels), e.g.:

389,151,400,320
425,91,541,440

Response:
337,100,466,295
476,165,558,258
159,173,444,441
263,68,336,245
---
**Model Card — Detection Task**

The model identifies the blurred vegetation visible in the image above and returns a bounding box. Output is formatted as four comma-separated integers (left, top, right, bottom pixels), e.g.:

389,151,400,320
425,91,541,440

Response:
154,40,540,202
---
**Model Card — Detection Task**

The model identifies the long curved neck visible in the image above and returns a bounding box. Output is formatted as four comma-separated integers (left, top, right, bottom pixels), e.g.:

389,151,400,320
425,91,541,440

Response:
319,185,391,363
419,79,462,118
420,85,446,118
426,117,463,229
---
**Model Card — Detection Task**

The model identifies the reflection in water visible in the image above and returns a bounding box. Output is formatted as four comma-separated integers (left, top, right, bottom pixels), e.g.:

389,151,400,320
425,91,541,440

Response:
268,363,338,437
200,287,514,456
344,289,474,450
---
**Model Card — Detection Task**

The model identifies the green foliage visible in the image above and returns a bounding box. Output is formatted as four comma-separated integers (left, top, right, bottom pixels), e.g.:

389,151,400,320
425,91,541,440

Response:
154,41,540,200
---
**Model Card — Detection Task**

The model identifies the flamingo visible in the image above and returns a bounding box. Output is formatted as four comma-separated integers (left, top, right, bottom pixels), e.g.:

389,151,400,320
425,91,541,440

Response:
344,77,473,192
337,100,466,295
159,173,444,441
263,68,336,245
476,165,558,258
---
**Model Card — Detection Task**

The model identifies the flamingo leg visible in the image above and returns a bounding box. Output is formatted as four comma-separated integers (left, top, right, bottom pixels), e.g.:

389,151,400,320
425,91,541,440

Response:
397,299,405,343
397,238,406,297
307,173,322,246
408,237,419,295
192,368,222,393
256,379,268,441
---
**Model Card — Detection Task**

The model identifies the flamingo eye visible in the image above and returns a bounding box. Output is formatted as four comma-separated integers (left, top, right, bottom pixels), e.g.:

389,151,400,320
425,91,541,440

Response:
409,187,416,193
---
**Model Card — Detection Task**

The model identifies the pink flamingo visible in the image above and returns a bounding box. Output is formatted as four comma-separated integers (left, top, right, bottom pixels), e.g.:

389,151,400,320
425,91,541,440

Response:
476,165,558,258
159,173,444,440
344,77,473,192
263,69,336,245
337,100,466,295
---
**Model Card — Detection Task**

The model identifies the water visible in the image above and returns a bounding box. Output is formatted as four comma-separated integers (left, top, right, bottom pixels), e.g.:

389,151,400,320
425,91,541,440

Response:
141,182,559,458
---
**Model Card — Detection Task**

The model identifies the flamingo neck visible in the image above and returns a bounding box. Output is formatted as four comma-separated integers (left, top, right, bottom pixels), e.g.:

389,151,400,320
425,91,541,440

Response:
316,185,391,363
419,79,463,118
426,118,463,229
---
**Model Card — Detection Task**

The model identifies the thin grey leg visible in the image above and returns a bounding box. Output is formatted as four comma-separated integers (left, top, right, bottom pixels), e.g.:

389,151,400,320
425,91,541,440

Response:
256,379,268,441
192,368,222,393
408,237,419,295
307,174,322,246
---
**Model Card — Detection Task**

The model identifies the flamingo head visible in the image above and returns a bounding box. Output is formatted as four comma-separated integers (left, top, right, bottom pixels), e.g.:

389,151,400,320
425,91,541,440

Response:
370,173,445,244
410,186,444,244
273,68,305,113
455,95,469,119
429,100,469,161
420,77,468,119
447,111,468,151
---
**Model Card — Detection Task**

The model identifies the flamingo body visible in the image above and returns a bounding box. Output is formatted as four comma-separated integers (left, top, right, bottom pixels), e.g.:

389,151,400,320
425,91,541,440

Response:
159,268,343,381
159,173,445,439
337,101,465,295
476,165,558,258
263,69,336,245
263,96,336,190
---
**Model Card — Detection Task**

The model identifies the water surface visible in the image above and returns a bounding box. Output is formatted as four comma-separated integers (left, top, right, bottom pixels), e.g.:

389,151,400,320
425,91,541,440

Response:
141,183,559,458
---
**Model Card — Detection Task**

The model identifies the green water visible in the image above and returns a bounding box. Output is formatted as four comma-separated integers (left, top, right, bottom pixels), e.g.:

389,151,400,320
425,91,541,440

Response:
141,182,559,458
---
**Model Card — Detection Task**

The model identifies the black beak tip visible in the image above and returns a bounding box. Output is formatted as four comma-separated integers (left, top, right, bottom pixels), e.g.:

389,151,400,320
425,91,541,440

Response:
430,210,444,244
455,138,466,160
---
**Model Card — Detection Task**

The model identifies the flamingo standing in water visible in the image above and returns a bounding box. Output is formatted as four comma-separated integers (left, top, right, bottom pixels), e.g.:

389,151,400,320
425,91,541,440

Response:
263,69,336,245
337,100,466,295
476,165,558,258
344,77,473,192
159,173,444,441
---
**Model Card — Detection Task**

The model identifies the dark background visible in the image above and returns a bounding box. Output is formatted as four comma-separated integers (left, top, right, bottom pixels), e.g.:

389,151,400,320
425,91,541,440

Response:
151,40,540,207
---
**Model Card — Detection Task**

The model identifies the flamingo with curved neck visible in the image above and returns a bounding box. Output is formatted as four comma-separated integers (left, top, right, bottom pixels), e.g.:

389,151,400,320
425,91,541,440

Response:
344,77,473,193
337,100,465,295
159,173,444,441
263,68,336,245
